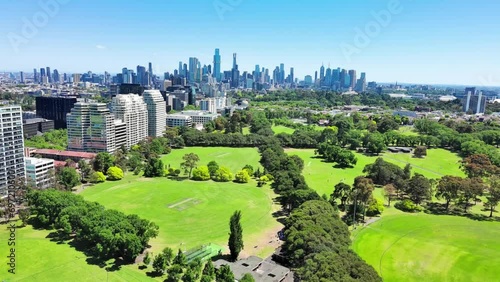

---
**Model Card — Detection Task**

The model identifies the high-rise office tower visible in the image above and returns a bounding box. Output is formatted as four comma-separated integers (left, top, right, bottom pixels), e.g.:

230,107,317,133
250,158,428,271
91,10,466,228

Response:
33,68,38,83
36,96,77,129
178,62,183,76
53,69,60,83
40,68,45,79
314,71,318,83
46,67,51,83
137,65,147,86
67,102,117,153
63,73,68,82
290,67,294,84
254,65,260,82
0,106,25,197
213,48,221,82
355,72,367,92
148,62,153,86
279,63,285,84
122,68,129,84
111,94,148,148
20,71,24,83
325,68,332,88
231,53,239,88
320,64,325,83
142,90,166,137
348,70,357,89
340,69,347,88
189,57,199,83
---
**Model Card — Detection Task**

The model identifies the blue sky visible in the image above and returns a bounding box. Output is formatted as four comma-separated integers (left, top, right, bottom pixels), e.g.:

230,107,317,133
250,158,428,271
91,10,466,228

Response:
1,0,499,86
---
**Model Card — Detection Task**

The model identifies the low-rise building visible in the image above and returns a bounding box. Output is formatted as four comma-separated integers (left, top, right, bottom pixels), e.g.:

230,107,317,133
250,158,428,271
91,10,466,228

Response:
25,157,54,189
23,118,54,138
181,110,218,124
166,114,192,127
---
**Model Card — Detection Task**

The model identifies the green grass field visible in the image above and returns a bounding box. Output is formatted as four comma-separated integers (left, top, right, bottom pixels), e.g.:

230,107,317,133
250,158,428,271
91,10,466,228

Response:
287,148,464,196
1,147,281,282
271,125,295,134
352,213,500,282
398,126,419,136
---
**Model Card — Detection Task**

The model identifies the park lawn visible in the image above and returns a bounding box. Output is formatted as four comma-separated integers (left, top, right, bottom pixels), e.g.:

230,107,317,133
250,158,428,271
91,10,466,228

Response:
271,125,295,134
161,147,263,173
351,213,500,282
398,126,418,136
0,221,149,282
286,148,464,197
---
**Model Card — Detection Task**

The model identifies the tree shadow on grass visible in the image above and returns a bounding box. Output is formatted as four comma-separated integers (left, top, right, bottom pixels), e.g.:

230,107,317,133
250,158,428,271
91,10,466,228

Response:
425,202,500,222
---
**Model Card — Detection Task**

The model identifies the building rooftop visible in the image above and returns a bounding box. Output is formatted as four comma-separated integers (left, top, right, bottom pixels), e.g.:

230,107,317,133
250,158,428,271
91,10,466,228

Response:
25,157,54,165
214,256,291,282
30,148,97,159
24,118,51,124
181,110,218,117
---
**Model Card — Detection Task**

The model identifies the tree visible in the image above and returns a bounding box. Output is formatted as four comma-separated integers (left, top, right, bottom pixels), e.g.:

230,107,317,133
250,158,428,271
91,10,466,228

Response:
93,152,115,173
406,173,432,205
364,132,387,155
202,260,216,279
436,176,463,211
143,157,164,177
228,210,244,261
216,265,235,282
89,171,106,183
106,166,124,181
461,154,498,178
173,249,187,266
485,176,500,217
78,160,92,182
240,273,255,282
383,184,397,207
162,247,175,266
350,177,375,222
331,182,351,207
213,166,233,182
152,253,166,274
459,177,485,212
143,251,151,266
181,153,200,179
192,165,211,181
18,208,30,226
207,161,219,178
242,165,254,176
57,167,80,190
413,146,427,158
234,170,251,183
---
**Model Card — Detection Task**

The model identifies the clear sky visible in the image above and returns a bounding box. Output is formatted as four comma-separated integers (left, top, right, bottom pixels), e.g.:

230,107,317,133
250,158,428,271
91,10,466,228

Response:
1,0,499,86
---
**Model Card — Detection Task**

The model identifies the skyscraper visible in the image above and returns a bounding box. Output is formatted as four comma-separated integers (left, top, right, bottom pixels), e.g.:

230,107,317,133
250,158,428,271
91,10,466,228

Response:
279,63,285,84
348,70,357,89
148,62,153,87
36,96,77,129
46,67,51,83
33,68,38,83
111,94,148,148
142,90,166,137
53,69,60,83
290,67,294,84
0,105,25,197
213,48,221,82
137,65,147,86
20,71,24,83
231,53,239,88
189,57,199,83
40,68,45,79
355,72,367,92
340,69,347,89
178,62,183,76
320,64,325,84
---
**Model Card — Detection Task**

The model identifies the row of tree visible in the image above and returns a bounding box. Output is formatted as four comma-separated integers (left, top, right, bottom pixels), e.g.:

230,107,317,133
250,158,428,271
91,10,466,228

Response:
27,189,159,262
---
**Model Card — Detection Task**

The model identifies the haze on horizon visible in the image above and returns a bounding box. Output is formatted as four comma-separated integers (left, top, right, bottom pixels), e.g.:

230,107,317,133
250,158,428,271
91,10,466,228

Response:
1,0,499,86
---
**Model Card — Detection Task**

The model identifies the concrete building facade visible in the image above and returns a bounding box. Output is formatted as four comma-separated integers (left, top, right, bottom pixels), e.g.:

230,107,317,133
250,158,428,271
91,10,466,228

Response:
25,157,54,189
142,90,167,137
111,94,148,148
0,106,26,197
166,115,192,127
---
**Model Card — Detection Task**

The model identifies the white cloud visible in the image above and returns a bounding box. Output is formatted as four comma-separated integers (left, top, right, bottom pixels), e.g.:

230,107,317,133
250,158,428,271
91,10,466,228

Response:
95,45,106,49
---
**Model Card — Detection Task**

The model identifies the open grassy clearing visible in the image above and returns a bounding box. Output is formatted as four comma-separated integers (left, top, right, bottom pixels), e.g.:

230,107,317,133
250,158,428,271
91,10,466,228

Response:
352,213,500,282
286,148,464,197
398,125,419,136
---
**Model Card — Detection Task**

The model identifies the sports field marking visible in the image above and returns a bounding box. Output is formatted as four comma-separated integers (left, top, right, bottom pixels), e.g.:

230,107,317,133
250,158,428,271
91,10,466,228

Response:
168,198,194,208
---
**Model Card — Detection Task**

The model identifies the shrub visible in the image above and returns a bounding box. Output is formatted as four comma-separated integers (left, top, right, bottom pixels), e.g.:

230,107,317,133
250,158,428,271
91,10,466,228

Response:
192,166,211,181
213,166,233,182
234,170,251,183
394,199,423,213
106,166,124,181
366,197,384,216
89,171,106,183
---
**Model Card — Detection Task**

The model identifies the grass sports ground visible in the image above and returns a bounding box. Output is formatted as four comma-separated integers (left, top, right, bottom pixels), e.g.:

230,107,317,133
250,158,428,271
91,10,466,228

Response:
286,148,464,196
1,147,281,281
352,213,500,282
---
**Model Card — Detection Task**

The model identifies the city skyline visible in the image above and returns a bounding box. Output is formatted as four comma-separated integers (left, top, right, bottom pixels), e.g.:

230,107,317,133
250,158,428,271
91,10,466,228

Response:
1,0,500,86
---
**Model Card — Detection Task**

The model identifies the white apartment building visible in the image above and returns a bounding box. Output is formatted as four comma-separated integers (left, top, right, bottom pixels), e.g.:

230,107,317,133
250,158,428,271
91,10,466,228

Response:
181,110,219,124
111,94,148,148
0,105,25,197
166,114,192,127
25,157,54,189
199,98,216,114
142,90,167,137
